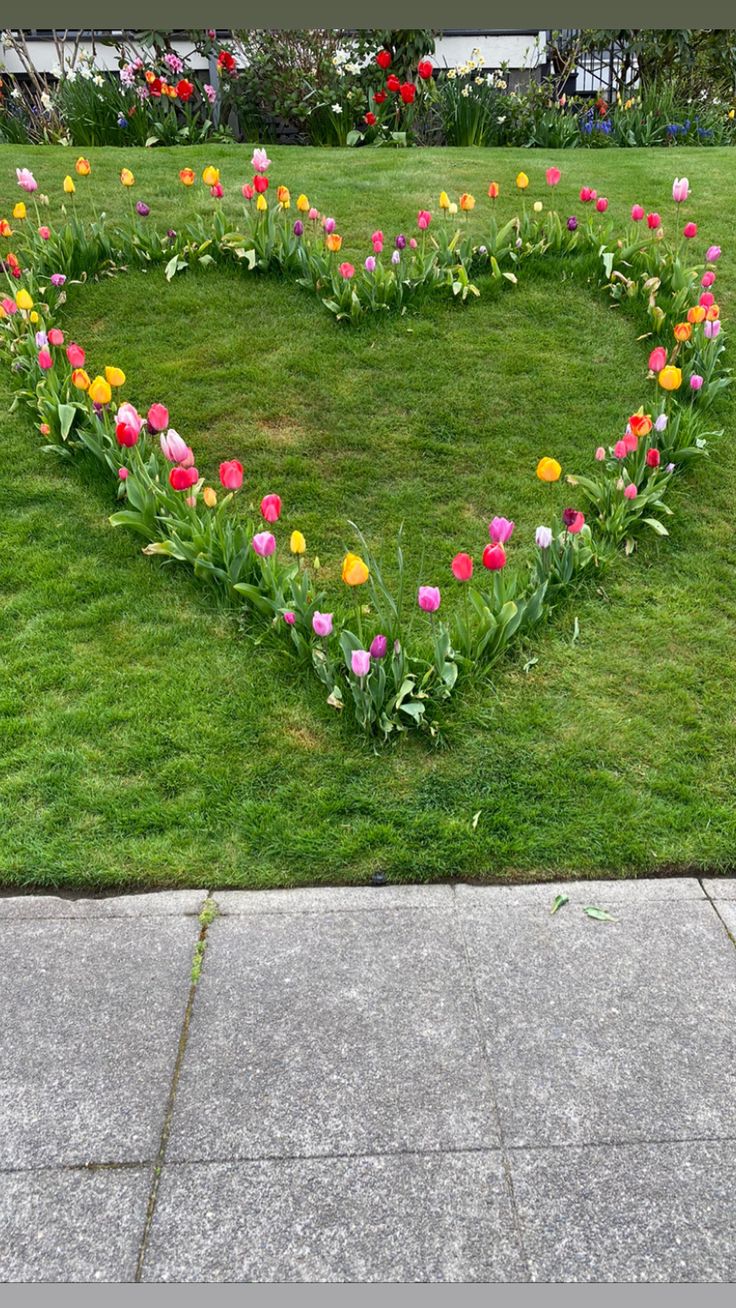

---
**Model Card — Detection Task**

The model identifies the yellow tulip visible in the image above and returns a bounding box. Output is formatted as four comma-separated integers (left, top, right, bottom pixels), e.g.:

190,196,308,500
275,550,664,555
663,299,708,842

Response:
120,168,135,187
256,194,268,212
88,375,112,405
29,311,39,323
658,365,682,392
448,202,458,216
105,366,126,388
342,552,369,586
325,232,342,252
439,190,450,209
203,487,218,508
290,530,306,555
459,192,475,211
536,457,562,483
202,166,220,186
277,185,291,208
516,171,529,190
13,202,26,220
533,200,543,212
72,368,90,390
687,305,706,324
75,157,91,176
15,289,33,310
63,176,75,194
296,194,309,212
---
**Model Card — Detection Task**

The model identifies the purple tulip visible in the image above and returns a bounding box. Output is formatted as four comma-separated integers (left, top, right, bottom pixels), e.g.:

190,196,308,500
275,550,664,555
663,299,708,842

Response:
567,216,578,231
655,413,668,432
370,634,387,659
136,201,150,217
395,234,406,250
351,649,371,678
50,273,66,287
705,245,721,263
391,250,400,265
704,319,721,338
365,255,376,272
323,217,336,234
293,220,304,237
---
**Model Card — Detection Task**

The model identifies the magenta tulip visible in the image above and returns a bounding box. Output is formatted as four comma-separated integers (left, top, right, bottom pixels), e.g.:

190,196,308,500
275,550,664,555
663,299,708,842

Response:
252,531,276,557
370,634,388,659
417,585,441,612
312,611,333,637
260,493,281,522
489,516,514,545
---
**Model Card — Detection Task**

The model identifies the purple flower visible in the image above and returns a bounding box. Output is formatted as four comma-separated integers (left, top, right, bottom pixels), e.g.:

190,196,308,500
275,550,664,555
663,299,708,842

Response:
395,234,406,250
369,634,387,659
567,216,578,231
167,228,176,239
252,531,276,557
690,374,704,391
323,216,336,234
50,273,66,287
364,255,376,272
535,525,552,549
655,413,668,432
293,220,304,237
35,330,48,348
704,319,721,338
136,201,150,217
391,250,400,265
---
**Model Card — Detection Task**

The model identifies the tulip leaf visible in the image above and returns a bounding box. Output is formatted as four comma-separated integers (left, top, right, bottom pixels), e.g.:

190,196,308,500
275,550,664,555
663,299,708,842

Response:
57,402,77,441
643,517,669,536
550,893,569,915
584,906,617,922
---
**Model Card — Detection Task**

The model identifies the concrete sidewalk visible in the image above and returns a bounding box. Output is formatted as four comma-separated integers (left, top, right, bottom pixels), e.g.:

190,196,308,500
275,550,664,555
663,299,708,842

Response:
2,877,736,1282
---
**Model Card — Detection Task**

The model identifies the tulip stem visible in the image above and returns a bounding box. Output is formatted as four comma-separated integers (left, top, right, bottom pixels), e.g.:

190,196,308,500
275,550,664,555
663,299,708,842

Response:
355,600,364,645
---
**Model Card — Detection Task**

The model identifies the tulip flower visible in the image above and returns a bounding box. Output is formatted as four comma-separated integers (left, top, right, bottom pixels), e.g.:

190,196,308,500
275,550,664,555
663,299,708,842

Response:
202,166,220,186
648,346,667,372
613,440,628,459
296,194,309,212
210,183,223,199
516,172,529,190
701,271,716,287
658,365,682,391
535,526,553,549
242,183,255,200
418,59,433,80
687,306,706,324
683,222,697,239
251,148,271,173
290,531,306,555
489,516,514,545
147,403,169,433
488,182,499,199
439,191,450,209
623,483,637,500
50,274,66,287
546,167,561,186
75,156,91,176
631,204,645,221
699,291,715,308
451,552,473,581
252,531,276,557
629,414,652,438
293,220,303,237
448,203,458,216
136,201,150,216
72,369,90,389
260,493,282,522
370,634,388,659
482,543,506,571
580,187,594,202
325,233,342,252
1,297,16,315
105,366,126,388
595,446,606,461
16,167,38,192
38,225,51,240
536,457,562,482
533,201,543,213
116,420,139,447
417,209,431,230
647,212,661,229
399,82,416,103
338,262,355,279
312,611,333,637
89,376,112,405
646,448,661,468
0,219,12,237
365,255,376,272
179,167,195,186
673,322,692,342
705,245,721,262
459,193,475,211
256,195,267,213
351,649,371,678
118,467,129,481
596,197,608,213
690,374,704,391
376,49,391,69
37,349,53,370
706,305,720,321
120,168,135,187
169,466,199,491
48,328,64,346
63,176,75,195
567,216,578,231
219,459,244,490
13,203,26,220
283,611,295,625
35,330,48,348
672,177,689,203
704,319,721,339
623,430,638,454
655,413,668,432
277,185,290,208
116,402,143,435
417,585,441,611
160,429,192,463
562,508,585,534
342,553,369,586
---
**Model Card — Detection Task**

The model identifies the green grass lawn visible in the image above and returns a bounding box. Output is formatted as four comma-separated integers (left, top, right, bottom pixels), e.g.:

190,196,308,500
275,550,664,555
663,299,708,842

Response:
1,144,735,890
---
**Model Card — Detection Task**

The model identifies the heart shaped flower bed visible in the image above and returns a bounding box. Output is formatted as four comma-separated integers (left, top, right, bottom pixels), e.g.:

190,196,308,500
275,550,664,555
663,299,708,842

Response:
1,157,729,740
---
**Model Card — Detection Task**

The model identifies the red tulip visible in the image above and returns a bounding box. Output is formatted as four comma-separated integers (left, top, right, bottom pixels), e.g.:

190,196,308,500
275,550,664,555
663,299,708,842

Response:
399,82,416,104
646,448,661,468
169,465,198,490
376,49,391,70
386,74,401,93
596,197,608,213
417,59,433,80
219,459,243,490
116,421,139,447
374,91,387,105
482,543,506,571
260,492,281,522
253,175,269,194
451,552,473,581
647,212,661,230
364,111,377,126
683,222,697,239
66,342,85,368
176,79,194,102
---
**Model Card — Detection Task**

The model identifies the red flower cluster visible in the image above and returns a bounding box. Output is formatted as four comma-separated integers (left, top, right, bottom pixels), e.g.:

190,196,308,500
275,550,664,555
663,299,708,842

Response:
217,50,236,75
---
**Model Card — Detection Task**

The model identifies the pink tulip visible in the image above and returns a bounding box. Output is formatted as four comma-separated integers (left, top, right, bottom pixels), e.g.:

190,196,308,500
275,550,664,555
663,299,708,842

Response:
241,183,255,200
260,493,281,522
623,430,638,453
704,319,721,338
649,346,667,372
705,245,721,262
37,349,53,370
147,403,169,433
338,261,355,279
699,291,714,308
546,167,561,186
283,611,296,625
596,197,608,213
595,446,606,461
48,327,64,346
614,440,628,459
489,516,514,545
351,649,371,677
323,216,336,234
647,212,661,230
482,543,506,571
365,255,376,272
417,209,431,229
219,459,244,490
672,177,689,203
251,147,271,173
646,448,660,468
409,237,417,250
417,585,441,612
579,186,594,202
562,508,585,534
701,271,716,288
252,531,276,557
116,402,144,437
683,222,697,239
38,225,51,240
312,611,333,637
160,429,191,463
690,374,704,390
210,182,223,198
308,208,319,221
631,204,644,221
16,167,37,193
451,552,473,581
118,467,129,480
1,297,17,315
372,240,383,254
623,483,637,500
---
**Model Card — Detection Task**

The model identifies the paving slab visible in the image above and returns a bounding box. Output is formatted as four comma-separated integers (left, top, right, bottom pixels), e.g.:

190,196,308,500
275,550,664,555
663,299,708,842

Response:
0,1165,150,1282
510,1141,736,1282
456,877,704,910
143,1153,525,1282
1,917,198,1168
459,898,736,1147
214,885,454,914
167,908,498,1161
0,890,208,919
702,878,736,901
715,901,736,939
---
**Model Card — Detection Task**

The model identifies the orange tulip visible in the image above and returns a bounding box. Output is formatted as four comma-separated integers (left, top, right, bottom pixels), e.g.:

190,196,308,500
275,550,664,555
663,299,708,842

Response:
536,457,562,483
628,413,652,438
72,368,90,390
488,182,500,199
687,305,706,324
342,552,369,586
706,304,720,321
459,192,475,211
75,157,91,176
325,232,342,253
179,167,195,186
673,322,692,342
0,218,12,237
